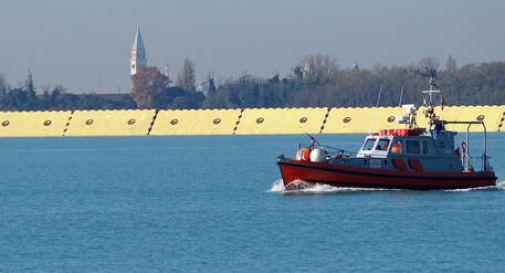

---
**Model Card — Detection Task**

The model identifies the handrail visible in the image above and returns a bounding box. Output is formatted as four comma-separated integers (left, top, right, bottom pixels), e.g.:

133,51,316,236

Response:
442,120,482,125
461,120,488,171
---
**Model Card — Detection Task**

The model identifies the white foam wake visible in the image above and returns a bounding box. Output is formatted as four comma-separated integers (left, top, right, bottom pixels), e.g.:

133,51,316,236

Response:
268,178,394,194
445,181,505,192
270,179,505,193
268,179,286,192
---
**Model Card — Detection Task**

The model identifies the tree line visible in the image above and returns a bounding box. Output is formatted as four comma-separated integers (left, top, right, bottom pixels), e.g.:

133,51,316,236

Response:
2,55,505,111
0,73,135,111
203,56,505,108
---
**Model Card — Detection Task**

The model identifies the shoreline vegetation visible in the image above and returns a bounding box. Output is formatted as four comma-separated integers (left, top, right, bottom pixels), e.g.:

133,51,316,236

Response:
1,55,505,111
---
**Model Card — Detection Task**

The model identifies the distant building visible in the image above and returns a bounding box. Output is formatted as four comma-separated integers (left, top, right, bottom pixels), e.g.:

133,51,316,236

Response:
95,93,131,102
352,61,359,70
163,63,172,85
196,76,217,96
196,80,209,95
302,62,311,81
130,27,147,76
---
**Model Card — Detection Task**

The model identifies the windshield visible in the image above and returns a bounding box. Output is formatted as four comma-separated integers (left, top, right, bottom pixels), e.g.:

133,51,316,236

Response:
376,139,390,151
362,139,376,151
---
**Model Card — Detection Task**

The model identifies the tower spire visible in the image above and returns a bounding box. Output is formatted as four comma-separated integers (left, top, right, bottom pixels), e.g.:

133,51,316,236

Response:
130,27,147,76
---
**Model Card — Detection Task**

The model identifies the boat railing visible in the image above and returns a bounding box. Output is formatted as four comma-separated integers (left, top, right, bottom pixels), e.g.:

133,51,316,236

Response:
297,143,354,158
299,134,354,158
442,120,489,172
468,156,491,173
318,144,354,158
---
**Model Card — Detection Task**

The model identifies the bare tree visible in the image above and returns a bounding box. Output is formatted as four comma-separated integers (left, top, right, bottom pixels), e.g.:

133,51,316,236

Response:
0,74,8,97
418,57,440,78
446,55,457,75
300,54,338,83
176,58,196,91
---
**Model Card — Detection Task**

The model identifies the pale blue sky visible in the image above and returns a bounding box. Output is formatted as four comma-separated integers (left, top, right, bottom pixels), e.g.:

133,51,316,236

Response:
0,0,504,93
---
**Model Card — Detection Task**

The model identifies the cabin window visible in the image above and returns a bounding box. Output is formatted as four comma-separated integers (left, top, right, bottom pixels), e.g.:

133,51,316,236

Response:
362,139,376,151
376,139,390,151
422,141,429,155
391,140,402,153
406,140,421,154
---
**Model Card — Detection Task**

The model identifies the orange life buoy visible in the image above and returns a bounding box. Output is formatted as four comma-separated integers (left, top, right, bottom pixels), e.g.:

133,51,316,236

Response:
296,148,310,161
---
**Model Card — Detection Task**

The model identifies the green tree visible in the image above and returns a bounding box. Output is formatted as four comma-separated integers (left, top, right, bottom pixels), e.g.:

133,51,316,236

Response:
176,58,196,91
0,74,8,107
23,71,38,110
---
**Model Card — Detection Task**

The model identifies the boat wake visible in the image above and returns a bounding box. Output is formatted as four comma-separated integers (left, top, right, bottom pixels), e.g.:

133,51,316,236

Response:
268,179,395,194
443,181,505,192
269,179,505,194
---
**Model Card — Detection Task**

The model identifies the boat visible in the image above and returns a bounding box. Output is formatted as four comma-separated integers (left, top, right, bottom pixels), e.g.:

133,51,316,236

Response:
277,82,497,190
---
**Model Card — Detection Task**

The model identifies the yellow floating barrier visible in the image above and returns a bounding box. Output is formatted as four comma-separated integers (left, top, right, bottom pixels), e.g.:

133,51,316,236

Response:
0,111,71,137
150,109,241,135
498,107,505,132
0,106,503,137
324,106,504,133
420,106,503,132
234,107,329,135
323,107,405,134
64,110,155,136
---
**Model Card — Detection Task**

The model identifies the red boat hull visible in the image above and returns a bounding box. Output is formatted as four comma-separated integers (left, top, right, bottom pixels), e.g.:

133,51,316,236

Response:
278,158,497,190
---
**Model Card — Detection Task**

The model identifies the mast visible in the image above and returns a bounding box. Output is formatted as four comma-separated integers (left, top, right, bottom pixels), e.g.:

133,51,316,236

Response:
422,77,441,127
422,77,440,106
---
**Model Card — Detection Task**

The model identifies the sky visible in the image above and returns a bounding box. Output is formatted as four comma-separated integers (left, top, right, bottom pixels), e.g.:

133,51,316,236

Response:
0,0,504,93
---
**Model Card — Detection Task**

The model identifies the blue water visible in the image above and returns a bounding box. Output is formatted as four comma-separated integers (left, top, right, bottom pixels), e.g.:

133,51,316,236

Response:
0,134,504,273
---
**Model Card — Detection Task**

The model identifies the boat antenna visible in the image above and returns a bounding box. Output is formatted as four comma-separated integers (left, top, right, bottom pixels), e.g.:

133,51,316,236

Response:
422,77,440,107
368,84,383,134
305,133,318,149
398,84,404,107
375,83,383,107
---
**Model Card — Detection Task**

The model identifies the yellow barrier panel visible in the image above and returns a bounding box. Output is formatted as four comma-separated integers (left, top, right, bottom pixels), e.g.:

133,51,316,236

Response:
323,107,406,134
234,108,328,135
150,109,241,135
417,106,503,132
64,110,155,136
498,107,505,132
0,111,71,137
324,106,503,133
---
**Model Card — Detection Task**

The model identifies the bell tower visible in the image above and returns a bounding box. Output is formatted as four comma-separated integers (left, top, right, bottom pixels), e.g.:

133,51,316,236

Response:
130,27,147,76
